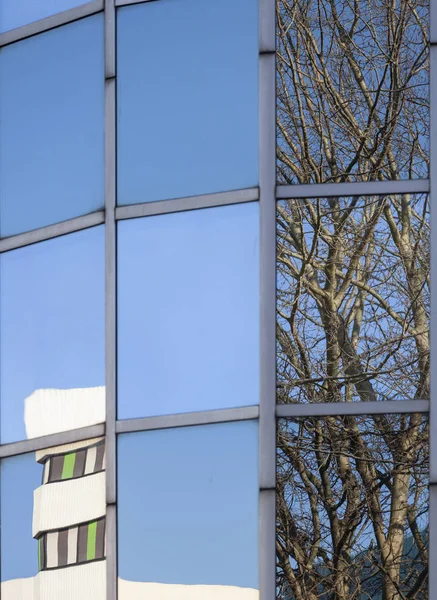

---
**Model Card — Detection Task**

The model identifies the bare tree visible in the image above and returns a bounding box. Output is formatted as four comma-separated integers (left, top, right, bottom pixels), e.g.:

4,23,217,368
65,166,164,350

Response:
275,0,430,597
277,0,429,184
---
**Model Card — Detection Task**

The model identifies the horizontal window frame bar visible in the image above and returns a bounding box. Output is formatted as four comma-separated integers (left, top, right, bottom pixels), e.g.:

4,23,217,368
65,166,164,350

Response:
276,179,430,200
115,187,259,221
276,400,429,418
0,423,105,458
0,0,103,47
116,405,260,434
0,188,259,252
0,211,105,253
115,0,158,5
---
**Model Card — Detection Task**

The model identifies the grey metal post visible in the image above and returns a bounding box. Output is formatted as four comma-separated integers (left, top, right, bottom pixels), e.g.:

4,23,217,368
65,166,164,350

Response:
259,0,276,597
105,0,117,598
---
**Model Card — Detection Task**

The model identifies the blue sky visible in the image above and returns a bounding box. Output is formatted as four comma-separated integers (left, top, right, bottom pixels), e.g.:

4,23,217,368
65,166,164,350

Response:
117,202,260,419
118,421,259,588
117,0,258,206
1,452,42,581
0,226,105,443
0,14,104,237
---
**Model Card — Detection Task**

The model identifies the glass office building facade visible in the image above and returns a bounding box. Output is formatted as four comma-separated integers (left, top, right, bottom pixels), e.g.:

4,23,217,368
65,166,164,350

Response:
0,0,432,599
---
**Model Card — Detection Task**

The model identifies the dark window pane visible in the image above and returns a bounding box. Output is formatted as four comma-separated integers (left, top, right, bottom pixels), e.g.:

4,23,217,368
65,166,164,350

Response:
0,15,104,236
276,195,430,403
1,438,106,594
118,422,258,595
277,415,429,600
0,0,90,33
276,0,429,183
118,203,259,419
117,0,258,206
0,227,105,443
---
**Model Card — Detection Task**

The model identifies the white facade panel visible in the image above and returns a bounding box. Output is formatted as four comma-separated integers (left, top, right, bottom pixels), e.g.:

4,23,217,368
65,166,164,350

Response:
45,533,58,569
2,575,257,600
33,472,105,537
25,387,105,439
1,561,106,600
118,581,259,600
68,527,78,565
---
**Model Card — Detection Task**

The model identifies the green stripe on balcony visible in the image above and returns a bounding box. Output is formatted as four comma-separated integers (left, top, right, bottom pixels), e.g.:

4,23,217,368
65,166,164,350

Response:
62,453,76,480
87,521,97,561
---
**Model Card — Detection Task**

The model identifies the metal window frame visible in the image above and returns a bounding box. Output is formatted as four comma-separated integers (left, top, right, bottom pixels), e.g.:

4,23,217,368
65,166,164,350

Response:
0,0,433,599
0,0,104,47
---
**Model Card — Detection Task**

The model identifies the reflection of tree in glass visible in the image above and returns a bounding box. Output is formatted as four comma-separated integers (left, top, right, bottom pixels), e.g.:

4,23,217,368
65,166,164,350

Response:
277,195,430,404
276,415,428,599
277,0,429,183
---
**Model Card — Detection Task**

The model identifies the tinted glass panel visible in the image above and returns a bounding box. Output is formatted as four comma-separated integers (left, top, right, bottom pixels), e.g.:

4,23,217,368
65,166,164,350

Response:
0,0,89,33
118,203,259,419
277,415,429,599
276,0,429,183
0,226,105,443
1,439,106,596
117,0,258,206
276,195,430,403
0,15,104,237
118,421,258,596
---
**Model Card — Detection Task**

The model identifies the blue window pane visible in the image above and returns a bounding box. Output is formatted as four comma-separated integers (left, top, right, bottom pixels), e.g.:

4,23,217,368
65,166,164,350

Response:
117,203,259,420
0,0,89,33
0,15,104,237
1,453,42,582
117,0,258,206
0,226,105,444
118,421,259,594
2,439,106,595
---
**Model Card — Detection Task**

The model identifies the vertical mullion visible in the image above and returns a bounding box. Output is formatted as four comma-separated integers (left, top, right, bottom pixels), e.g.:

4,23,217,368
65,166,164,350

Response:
259,0,276,598
105,0,117,599
429,1,437,587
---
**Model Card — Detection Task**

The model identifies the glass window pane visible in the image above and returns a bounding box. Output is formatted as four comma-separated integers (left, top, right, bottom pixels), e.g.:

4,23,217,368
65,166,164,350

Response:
276,0,429,183
0,0,90,33
0,15,104,237
0,226,105,443
1,438,106,597
276,195,430,403
277,415,429,599
118,203,259,419
118,421,258,595
117,0,258,206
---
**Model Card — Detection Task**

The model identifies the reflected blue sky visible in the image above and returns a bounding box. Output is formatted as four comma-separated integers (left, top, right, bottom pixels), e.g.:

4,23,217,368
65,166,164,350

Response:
0,15,104,237
1,453,41,581
118,421,259,588
0,0,88,33
117,0,258,205
117,202,259,420
0,227,105,443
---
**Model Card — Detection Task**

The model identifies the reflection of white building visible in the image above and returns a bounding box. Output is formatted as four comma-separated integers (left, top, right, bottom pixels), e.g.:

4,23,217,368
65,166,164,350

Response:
2,388,258,600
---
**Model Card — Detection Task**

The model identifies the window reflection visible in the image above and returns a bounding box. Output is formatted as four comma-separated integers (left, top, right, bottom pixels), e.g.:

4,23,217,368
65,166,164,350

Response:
277,415,429,599
0,15,104,236
0,227,105,443
1,436,106,599
117,0,258,205
276,0,429,183
118,422,259,597
276,195,430,403
118,203,259,419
